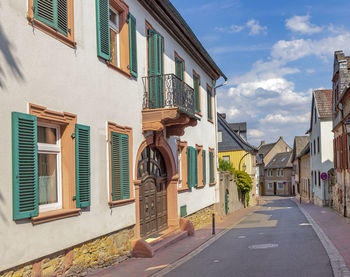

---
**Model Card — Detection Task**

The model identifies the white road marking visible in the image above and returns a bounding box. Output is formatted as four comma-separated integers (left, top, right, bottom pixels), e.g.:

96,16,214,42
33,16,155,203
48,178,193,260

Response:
299,223,312,226
248,243,278,249
213,260,220,263
238,236,246,238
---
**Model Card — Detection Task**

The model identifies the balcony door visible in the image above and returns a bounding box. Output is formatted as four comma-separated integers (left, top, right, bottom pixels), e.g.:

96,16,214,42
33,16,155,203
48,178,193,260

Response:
148,30,163,109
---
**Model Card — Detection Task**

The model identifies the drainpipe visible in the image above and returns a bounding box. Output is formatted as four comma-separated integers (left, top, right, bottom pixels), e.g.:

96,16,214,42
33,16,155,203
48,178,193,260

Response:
214,80,227,206
338,103,347,217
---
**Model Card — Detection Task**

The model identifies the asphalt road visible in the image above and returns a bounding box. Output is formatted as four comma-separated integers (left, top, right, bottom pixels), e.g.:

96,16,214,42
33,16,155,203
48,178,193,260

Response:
164,196,333,277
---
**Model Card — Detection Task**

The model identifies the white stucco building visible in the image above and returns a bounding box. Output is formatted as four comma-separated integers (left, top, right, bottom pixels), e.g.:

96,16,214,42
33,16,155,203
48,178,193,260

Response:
307,89,334,206
0,0,226,275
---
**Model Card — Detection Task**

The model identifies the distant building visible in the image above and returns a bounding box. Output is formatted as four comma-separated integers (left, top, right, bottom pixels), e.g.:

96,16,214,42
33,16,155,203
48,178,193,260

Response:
264,152,293,196
217,113,258,201
297,143,311,202
332,50,350,215
291,136,309,195
307,89,334,206
256,137,292,195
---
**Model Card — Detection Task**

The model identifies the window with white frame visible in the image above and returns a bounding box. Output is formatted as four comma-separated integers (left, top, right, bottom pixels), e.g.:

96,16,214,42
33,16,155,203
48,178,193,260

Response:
280,169,284,176
109,8,120,68
218,131,222,143
268,183,273,189
223,155,230,163
276,169,280,177
37,123,62,212
277,182,283,190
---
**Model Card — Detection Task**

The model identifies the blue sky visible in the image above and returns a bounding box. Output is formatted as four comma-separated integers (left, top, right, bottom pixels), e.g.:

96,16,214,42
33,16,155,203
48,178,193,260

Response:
171,0,350,147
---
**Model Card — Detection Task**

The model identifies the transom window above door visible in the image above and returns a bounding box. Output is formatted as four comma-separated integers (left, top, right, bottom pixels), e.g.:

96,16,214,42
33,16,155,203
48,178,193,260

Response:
37,123,62,213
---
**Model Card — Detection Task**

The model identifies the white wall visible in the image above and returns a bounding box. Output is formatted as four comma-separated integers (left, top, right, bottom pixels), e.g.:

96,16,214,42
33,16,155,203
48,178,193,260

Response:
310,100,333,204
0,0,218,271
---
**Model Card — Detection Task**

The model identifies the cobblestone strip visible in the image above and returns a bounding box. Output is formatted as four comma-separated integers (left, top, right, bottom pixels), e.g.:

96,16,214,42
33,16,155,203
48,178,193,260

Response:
151,210,254,277
297,202,350,277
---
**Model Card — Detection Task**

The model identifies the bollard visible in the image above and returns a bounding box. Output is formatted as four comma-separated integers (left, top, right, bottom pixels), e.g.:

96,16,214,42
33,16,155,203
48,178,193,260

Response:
300,195,301,204
212,213,215,235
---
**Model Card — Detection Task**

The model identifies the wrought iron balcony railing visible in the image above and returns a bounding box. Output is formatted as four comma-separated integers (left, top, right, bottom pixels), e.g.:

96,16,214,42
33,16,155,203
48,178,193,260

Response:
142,74,195,116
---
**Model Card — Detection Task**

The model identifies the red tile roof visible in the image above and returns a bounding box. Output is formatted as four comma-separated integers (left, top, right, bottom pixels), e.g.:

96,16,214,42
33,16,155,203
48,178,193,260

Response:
314,89,332,118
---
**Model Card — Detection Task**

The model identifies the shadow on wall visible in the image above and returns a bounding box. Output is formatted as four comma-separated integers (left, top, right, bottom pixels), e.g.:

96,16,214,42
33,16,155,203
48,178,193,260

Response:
0,191,8,223
0,20,24,89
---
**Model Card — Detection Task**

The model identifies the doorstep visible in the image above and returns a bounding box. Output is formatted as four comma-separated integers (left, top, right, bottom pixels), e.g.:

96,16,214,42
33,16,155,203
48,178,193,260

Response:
132,227,191,258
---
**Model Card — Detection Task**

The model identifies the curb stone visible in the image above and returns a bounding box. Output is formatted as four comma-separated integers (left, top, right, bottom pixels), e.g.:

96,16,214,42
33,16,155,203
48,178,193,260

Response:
296,201,350,277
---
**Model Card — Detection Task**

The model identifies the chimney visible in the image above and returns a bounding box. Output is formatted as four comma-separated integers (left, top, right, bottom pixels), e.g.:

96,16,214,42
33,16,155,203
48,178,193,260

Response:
260,140,265,146
279,136,283,140
220,113,226,119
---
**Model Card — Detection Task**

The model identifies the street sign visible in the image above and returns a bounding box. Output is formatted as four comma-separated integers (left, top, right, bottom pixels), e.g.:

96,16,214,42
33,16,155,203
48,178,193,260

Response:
321,172,328,181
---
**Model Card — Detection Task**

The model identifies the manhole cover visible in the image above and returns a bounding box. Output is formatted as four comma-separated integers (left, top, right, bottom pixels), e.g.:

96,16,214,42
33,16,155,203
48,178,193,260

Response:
248,243,278,249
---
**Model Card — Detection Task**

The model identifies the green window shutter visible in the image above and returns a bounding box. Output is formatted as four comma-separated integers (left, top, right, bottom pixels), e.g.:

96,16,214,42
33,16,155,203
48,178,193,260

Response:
57,0,68,35
128,13,138,78
111,132,130,201
96,0,110,60
34,0,68,36
203,150,206,185
187,147,191,187
120,134,130,199
12,112,39,220
175,58,184,81
194,76,200,113
75,124,91,208
180,205,187,217
209,151,214,184
207,88,212,120
148,30,164,108
194,148,198,187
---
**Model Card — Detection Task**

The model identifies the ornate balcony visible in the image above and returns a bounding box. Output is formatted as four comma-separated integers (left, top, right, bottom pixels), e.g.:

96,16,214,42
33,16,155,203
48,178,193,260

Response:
142,74,197,136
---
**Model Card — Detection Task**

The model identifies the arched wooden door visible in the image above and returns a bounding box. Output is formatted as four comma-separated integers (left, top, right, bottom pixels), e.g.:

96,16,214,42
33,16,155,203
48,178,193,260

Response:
138,146,167,238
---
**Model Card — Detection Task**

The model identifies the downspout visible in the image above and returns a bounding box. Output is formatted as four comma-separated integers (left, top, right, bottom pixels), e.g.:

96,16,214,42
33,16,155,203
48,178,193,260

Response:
338,104,347,216
213,80,227,206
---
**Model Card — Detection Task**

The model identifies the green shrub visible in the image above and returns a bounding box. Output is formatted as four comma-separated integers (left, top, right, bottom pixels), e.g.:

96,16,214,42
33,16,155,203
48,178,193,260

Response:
234,170,253,207
218,158,235,173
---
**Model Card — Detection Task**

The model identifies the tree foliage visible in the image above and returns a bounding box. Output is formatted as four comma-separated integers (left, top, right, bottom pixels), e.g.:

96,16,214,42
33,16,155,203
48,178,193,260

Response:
218,158,235,173
234,170,253,193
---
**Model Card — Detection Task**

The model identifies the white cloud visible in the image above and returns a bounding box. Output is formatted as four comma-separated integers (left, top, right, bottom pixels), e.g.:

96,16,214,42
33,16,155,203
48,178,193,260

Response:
260,113,310,124
215,25,244,34
306,69,315,74
216,21,350,146
271,33,350,62
285,14,323,34
246,19,267,36
214,19,267,36
249,129,264,138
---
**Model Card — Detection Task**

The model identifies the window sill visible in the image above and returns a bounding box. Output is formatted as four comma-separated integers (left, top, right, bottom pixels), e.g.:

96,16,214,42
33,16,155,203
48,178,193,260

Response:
196,184,205,189
195,112,202,118
27,17,76,48
208,119,214,124
209,182,216,186
106,61,131,78
109,198,135,207
32,208,81,225
178,187,189,193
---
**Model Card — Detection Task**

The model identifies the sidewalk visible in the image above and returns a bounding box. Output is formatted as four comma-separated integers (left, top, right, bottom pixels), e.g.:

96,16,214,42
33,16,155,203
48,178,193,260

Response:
297,200,350,271
88,206,256,277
